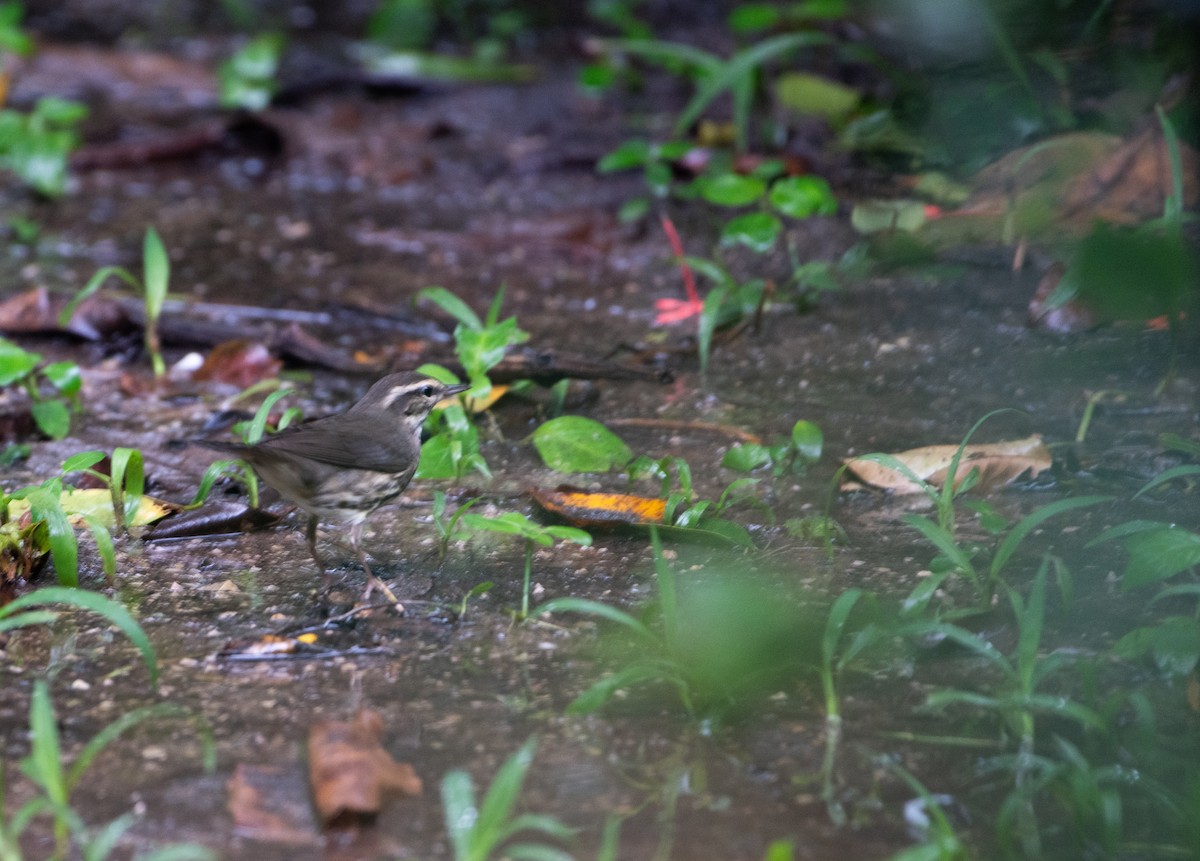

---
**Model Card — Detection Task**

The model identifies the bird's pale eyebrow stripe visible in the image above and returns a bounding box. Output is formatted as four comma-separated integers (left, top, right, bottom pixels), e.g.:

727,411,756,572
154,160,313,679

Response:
379,380,437,409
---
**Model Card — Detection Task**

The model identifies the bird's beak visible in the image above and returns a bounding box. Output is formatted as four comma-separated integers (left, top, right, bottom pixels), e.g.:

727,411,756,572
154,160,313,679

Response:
440,382,471,404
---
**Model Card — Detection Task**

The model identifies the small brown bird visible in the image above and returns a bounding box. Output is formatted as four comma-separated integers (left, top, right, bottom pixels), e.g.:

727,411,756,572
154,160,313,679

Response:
201,372,468,602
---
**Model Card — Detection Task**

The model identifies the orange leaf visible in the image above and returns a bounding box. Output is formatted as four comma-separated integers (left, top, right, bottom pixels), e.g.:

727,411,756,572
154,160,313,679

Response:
530,485,667,527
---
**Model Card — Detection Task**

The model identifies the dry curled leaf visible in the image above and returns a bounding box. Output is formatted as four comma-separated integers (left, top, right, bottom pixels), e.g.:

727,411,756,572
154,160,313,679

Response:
843,435,1052,494
308,709,422,827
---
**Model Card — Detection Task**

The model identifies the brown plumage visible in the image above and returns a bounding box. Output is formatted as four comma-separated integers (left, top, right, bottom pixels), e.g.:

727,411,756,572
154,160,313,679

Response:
200,372,468,602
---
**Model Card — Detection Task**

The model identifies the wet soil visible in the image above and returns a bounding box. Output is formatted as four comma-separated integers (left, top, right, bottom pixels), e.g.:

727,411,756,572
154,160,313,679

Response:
2,23,1199,861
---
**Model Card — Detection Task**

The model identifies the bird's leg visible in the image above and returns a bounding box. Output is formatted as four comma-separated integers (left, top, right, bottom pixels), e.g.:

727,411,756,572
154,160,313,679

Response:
307,514,338,593
351,521,401,606
306,514,323,568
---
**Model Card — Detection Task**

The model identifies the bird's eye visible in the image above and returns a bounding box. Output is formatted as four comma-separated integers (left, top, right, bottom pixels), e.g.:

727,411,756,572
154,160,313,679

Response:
420,385,435,397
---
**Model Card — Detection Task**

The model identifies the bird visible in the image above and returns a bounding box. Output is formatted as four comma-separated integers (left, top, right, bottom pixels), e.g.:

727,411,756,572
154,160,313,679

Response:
199,372,468,603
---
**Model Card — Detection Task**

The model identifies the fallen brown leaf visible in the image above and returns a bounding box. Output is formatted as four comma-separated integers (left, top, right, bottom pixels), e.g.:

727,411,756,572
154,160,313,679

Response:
843,435,1052,494
308,709,422,827
227,762,322,846
192,340,283,389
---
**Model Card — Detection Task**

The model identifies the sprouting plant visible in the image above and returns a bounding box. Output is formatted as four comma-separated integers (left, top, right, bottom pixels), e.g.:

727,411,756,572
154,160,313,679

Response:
414,365,491,482
0,2,33,67
914,562,1107,857
855,412,1109,612
418,284,529,400
0,96,87,197
430,489,481,562
537,528,806,723
3,679,214,861
440,737,575,861
217,32,284,111
189,389,301,510
59,228,172,379
412,285,528,481
882,762,971,861
0,585,158,682
723,419,823,477
816,588,878,825
0,338,82,439
600,32,831,151
457,511,591,620
1,454,141,587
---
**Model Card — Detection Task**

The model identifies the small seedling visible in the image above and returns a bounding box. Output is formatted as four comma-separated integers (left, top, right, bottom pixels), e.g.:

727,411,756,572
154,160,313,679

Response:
59,228,172,379
417,284,529,400
218,32,284,111
0,585,157,681
458,511,591,619
4,448,172,585
0,96,87,197
723,419,823,476
430,489,481,561
4,679,214,861
440,737,575,861
0,338,82,439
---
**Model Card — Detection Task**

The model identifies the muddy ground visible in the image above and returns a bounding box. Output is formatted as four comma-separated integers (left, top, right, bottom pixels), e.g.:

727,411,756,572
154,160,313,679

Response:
2,12,1199,861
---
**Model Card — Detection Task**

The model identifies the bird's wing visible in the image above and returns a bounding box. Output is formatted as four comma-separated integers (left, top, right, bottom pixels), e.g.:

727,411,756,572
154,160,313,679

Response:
255,415,416,472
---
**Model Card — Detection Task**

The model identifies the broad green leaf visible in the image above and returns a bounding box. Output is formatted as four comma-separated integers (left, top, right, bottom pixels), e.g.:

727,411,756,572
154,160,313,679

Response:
791,420,823,461
699,172,765,207
597,139,650,172
722,443,771,472
440,769,478,855
775,72,861,123
1122,526,1200,589
42,360,81,396
532,416,632,472
30,399,70,439
0,337,39,385
769,175,838,218
416,432,460,479
720,211,781,251
850,199,928,234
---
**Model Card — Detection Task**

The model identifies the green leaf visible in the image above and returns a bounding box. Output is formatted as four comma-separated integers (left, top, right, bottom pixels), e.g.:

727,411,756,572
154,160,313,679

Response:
416,432,461,480
850,199,928,234
598,139,651,172
532,416,632,472
142,227,170,321
475,738,538,850
534,596,660,642
0,337,39,385
441,768,478,856
42,360,82,397
698,172,765,207
989,495,1110,581
1149,616,1200,677
720,211,781,252
775,72,861,123
418,286,483,331
1122,526,1200,589
617,196,650,223
769,175,838,218
722,443,771,472
791,420,823,461
30,399,70,439
0,586,158,683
